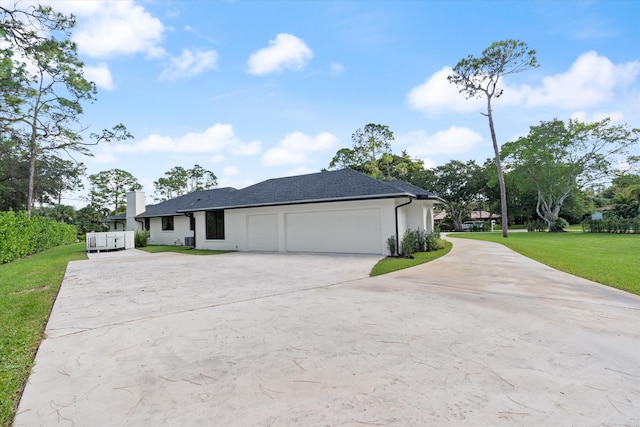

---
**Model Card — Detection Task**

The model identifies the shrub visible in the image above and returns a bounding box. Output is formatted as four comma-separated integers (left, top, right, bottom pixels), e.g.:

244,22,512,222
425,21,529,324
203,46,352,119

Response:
0,211,77,263
386,235,396,256
399,228,445,256
425,231,444,251
400,229,415,258
135,230,150,248
527,220,546,232
581,217,640,234
413,228,427,252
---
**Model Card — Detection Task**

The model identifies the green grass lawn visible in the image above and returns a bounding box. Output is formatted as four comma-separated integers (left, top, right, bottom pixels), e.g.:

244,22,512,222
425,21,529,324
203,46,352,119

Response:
0,242,87,427
138,245,234,255
451,231,640,295
370,241,452,276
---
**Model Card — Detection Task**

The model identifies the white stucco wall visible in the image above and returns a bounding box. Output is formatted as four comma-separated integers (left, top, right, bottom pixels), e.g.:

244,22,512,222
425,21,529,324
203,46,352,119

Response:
147,215,194,246
192,198,438,255
194,199,400,255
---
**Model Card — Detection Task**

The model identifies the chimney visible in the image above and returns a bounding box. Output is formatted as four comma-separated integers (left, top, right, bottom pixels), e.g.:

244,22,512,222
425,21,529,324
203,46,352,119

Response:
126,190,145,231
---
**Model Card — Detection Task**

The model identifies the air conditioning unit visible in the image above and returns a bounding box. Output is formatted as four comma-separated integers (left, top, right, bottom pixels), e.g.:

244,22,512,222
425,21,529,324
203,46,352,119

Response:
184,236,195,247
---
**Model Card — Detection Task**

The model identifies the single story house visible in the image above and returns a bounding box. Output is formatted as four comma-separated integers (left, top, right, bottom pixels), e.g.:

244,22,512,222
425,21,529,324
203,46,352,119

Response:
106,168,439,255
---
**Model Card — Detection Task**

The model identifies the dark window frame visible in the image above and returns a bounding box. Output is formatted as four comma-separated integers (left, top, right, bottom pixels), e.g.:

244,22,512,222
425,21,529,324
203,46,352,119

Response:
205,210,225,240
162,216,174,231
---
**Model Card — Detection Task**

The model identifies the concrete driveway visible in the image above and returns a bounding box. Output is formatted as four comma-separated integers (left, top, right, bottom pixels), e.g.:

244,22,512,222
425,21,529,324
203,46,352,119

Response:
15,239,640,426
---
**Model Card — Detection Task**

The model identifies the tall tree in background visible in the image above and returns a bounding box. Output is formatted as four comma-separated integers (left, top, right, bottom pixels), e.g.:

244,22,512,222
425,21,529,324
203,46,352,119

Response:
153,165,218,201
502,118,639,231
88,169,142,216
329,124,402,180
1,3,131,217
1,4,73,128
448,39,538,237
351,123,394,178
187,164,218,192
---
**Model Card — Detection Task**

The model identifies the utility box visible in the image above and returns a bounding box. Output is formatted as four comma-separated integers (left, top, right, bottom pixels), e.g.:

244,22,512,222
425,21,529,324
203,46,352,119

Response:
86,231,135,252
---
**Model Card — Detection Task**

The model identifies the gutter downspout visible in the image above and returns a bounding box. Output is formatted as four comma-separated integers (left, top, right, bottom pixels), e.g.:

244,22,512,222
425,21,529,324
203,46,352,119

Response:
185,213,195,248
395,198,413,255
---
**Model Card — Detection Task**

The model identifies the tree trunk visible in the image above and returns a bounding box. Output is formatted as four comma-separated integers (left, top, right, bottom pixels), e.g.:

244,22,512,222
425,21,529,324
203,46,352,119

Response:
27,119,39,219
486,98,509,238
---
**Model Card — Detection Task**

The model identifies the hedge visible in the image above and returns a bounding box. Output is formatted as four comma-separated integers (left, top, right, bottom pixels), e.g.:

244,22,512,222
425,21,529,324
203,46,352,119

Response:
0,211,78,263
581,217,640,234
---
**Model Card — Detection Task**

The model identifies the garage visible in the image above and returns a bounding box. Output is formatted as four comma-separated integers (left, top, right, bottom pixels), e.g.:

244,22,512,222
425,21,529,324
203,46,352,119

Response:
247,214,278,251
284,208,382,254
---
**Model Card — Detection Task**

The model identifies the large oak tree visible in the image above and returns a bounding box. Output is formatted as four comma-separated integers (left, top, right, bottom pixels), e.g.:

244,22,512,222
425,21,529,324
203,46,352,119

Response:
502,118,639,231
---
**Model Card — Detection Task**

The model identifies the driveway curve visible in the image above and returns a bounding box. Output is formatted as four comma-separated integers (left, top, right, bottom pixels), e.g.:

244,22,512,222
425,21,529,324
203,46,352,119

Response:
15,238,640,426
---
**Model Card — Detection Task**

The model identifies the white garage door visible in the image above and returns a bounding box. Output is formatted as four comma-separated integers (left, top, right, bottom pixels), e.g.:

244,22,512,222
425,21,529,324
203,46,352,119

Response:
285,208,382,254
247,214,278,251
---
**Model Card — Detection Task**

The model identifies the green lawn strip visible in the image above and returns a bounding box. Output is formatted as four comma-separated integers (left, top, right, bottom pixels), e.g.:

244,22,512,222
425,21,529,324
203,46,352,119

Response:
0,243,86,427
370,241,452,276
137,245,234,255
451,232,640,295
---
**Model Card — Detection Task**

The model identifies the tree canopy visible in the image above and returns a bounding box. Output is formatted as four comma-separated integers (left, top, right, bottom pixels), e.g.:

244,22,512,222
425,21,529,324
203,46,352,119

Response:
153,165,218,202
502,118,639,231
88,169,142,216
329,124,399,179
420,160,489,231
1,3,131,217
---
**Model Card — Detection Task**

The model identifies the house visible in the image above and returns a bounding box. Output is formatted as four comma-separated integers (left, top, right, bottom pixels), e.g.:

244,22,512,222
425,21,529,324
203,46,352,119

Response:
434,210,500,223
106,168,439,255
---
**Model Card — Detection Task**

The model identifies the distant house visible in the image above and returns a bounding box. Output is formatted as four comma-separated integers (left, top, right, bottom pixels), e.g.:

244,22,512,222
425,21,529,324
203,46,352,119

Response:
105,168,439,255
434,210,500,223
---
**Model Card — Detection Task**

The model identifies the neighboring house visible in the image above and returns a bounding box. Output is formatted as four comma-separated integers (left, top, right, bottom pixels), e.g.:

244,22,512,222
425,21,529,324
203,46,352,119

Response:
434,210,500,223
105,168,439,255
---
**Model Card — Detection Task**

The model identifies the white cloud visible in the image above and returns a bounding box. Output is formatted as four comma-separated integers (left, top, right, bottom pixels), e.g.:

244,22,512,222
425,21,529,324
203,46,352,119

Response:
116,124,240,154
570,111,626,123
330,63,344,75
92,151,118,164
247,33,313,75
408,52,640,116
159,49,218,80
69,0,166,59
210,154,226,163
262,131,338,166
232,140,262,156
223,166,239,176
521,51,640,109
84,62,114,90
406,67,483,115
397,126,484,158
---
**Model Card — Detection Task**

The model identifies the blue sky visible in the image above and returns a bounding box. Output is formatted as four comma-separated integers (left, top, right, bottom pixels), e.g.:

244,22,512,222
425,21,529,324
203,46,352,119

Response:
38,0,640,206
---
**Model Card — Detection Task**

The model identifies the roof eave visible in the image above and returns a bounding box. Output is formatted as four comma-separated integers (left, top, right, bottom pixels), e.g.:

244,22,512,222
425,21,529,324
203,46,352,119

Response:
177,192,438,213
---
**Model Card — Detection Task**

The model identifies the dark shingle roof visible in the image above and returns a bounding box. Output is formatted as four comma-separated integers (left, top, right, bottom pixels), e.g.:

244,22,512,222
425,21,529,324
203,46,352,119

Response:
102,212,125,222
136,187,237,218
178,168,437,212
386,180,437,200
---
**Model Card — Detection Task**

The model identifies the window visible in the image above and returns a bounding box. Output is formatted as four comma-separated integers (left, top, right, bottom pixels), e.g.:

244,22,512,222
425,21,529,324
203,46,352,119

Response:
189,215,195,231
162,216,174,231
144,218,150,230
206,210,225,240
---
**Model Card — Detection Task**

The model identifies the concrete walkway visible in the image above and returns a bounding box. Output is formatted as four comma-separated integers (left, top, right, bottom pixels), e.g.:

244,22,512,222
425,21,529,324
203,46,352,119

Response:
14,239,640,426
